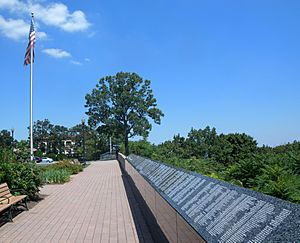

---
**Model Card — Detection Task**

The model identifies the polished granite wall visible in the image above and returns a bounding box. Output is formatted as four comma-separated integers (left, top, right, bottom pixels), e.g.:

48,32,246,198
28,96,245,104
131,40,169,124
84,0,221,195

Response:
118,154,300,243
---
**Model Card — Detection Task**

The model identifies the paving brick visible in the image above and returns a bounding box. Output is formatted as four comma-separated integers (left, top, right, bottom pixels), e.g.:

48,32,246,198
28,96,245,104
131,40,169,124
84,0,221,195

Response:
0,160,140,243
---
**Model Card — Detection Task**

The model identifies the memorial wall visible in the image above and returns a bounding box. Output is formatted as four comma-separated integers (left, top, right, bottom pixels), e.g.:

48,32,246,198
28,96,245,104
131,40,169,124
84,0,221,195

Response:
119,154,300,243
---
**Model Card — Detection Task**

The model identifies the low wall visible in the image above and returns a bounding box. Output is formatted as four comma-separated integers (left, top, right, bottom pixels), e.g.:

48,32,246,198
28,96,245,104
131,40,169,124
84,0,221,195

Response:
118,154,300,243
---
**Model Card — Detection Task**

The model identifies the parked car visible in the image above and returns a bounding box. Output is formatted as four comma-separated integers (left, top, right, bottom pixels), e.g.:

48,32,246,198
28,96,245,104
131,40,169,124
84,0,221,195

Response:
41,157,54,163
34,156,42,163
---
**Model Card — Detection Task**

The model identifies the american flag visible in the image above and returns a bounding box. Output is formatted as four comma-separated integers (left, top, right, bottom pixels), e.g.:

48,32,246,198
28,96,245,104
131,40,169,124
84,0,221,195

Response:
24,18,35,66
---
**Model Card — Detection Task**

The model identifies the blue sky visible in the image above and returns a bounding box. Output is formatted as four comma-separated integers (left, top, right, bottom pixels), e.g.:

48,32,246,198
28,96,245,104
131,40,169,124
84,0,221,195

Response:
0,0,299,146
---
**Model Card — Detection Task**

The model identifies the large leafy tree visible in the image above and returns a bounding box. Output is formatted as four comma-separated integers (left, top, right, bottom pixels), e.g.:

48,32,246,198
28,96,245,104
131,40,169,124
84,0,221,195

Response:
213,133,258,164
33,119,68,154
85,72,164,155
33,119,53,153
70,123,109,160
185,126,218,158
49,125,69,154
0,130,13,148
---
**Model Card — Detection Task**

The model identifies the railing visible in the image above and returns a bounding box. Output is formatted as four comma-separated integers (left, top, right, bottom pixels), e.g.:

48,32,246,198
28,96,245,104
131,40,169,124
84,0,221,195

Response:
99,152,116,161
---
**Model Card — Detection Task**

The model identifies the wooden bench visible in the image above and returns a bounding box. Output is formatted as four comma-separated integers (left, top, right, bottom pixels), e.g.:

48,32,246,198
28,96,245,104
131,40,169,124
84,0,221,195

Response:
0,203,12,221
0,183,28,221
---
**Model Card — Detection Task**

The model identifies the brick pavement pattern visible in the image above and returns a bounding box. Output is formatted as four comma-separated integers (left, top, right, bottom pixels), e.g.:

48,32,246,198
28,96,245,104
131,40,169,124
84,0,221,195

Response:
0,160,140,243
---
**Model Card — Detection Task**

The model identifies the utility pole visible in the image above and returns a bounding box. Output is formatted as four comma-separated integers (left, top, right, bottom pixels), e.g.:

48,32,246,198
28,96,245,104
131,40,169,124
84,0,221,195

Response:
109,136,112,153
81,118,86,161
11,128,15,149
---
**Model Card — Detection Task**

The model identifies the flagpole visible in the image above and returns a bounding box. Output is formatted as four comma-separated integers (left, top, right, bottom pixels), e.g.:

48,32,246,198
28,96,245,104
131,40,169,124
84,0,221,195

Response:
30,12,34,161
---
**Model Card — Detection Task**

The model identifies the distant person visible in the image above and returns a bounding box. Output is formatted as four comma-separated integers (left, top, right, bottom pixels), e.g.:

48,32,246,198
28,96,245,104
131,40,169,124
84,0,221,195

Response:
114,145,120,159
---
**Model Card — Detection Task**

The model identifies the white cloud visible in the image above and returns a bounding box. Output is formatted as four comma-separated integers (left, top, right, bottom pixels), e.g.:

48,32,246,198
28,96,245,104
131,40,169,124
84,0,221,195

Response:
0,15,29,40
0,0,26,12
70,60,82,66
37,31,47,40
84,58,90,62
0,14,47,40
42,48,71,58
0,0,90,32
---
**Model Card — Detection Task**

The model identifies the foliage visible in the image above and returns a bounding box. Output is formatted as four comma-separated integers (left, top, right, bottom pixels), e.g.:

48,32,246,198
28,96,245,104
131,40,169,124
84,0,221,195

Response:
0,140,30,163
185,126,218,158
126,140,155,158
41,169,71,184
128,130,300,204
70,123,109,160
40,160,83,175
33,119,69,154
0,148,16,163
32,119,110,161
151,128,258,165
85,72,164,155
0,130,13,148
14,140,31,163
0,161,42,199
32,119,53,154
290,153,300,175
39,160,84,184
213,133,257,164
254,164,300,203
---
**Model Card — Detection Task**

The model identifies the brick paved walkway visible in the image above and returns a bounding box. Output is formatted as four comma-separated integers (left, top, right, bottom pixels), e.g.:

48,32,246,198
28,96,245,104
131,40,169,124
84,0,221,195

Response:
0,160,144,243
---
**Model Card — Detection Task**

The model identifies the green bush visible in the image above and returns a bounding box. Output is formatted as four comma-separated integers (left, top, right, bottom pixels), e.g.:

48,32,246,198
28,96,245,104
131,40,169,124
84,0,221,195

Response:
254,164,300,203
0,161,42,199
41,169,71,184
39,160,84,184
0,148,16,163
41,160,83,175
56,154,68,161
224,157,264,188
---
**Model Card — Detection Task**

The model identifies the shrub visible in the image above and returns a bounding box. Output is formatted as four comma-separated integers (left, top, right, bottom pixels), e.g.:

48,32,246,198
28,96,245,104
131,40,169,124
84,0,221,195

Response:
41,169,71,184
56,154,68,161
39,160,84,185
0,161,42,199
41,160,83,175
0,148,16,163
224,157,264,188
254,164,300,203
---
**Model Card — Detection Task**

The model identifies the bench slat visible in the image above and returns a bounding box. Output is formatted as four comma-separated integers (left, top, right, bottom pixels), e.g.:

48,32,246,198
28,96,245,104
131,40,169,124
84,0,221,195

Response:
0,183,8,189
7,195,27,204
0,186,9,193
0,204,11,213
0,198,9,204
0,190,11,198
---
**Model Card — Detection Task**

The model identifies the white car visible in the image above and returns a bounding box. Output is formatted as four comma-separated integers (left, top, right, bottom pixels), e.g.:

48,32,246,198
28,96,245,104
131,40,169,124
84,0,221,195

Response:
41,157,54,163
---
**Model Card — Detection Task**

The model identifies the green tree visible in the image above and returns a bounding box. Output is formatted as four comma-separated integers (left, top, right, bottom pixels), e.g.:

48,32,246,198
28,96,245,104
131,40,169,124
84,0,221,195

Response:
157,134,187,158
213,133,257,164
85,72,164,155
14,140,31,163
185,126,218,158
33,119,53,154
0,130,13,148
254,164,300,203
33,120,69,155
48,125,69,154
225,156,264,188
126,140,155,158
0,148,15,163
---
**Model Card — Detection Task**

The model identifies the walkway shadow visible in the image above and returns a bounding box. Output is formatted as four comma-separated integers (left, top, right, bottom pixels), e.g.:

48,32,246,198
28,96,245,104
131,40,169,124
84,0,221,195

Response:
121,173,155,243
0,193,46,227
